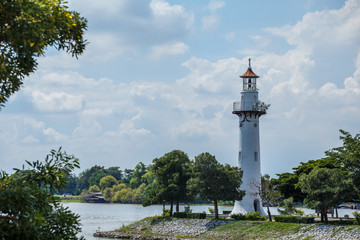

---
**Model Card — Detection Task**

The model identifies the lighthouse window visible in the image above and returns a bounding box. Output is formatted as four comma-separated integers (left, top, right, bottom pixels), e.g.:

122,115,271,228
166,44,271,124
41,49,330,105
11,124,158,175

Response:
254,152,258,161
239,151,242,161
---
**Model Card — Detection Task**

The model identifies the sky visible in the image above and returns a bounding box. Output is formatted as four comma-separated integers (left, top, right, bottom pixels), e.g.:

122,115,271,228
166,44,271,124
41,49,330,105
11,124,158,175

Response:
1,0,359,177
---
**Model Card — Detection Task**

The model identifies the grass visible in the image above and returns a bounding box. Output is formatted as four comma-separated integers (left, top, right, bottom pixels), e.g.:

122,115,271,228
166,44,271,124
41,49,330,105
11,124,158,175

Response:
204,221,304,240
112,216,360,240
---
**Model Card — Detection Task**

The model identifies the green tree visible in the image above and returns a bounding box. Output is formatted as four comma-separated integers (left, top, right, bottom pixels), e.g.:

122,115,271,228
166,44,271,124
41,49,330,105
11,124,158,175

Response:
0,148,84,239
99,175,117,190
88,185,100,192
106,166,123,181
188,152,245,219
298,167,356,223
0,0,87,107
273,157,340,203
103,187,114,202
144,150,192,216
259,174,282,221
326,129,360,195
129,162,147,189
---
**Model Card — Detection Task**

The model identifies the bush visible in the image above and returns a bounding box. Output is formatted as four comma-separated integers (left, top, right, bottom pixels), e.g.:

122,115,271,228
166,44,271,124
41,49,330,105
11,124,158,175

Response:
274,216,315,224
223,210,232,215
230,212,266,221
353,211,360,225
230,213,246,220
173,212,206,219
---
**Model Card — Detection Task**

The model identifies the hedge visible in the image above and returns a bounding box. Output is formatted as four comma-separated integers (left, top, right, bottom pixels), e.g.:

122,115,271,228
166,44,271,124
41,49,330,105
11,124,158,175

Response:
274,216,315,224
230,212,266,221
173,212,206,219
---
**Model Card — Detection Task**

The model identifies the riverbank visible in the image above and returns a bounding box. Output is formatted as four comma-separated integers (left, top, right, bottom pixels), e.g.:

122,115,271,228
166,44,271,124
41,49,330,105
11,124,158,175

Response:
94,217,360,240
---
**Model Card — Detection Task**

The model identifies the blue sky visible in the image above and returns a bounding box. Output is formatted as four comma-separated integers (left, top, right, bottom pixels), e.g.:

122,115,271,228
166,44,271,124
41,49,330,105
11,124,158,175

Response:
1,0,359,177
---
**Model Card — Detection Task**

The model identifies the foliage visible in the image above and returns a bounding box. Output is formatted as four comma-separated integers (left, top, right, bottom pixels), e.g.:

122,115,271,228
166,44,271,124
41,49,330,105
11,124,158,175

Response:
326,129,360,194
173,212,206,219
230,212,266,221
298,167,356,223
354,211,360,225
260,174,282,221
0,147,84,239
143,150,192,216
0,0,87,107
99,175,117,190
278,197,304,216
187,152,245,219
208,207,215,214
274,216,315,224
88,185,100,192
273,157,340,203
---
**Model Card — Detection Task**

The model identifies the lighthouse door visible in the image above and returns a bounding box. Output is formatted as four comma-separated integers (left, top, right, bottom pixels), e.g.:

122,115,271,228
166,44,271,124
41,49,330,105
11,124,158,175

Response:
254,199,259,212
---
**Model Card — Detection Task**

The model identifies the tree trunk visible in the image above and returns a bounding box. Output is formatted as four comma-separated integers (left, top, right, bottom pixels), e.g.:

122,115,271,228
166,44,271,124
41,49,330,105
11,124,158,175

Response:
162,201,165,216
321,209,328,223
170,200,173,217
267,204,272,222
214,200,219,219
335,207,338,218
325,210,328,223
176,200,180,212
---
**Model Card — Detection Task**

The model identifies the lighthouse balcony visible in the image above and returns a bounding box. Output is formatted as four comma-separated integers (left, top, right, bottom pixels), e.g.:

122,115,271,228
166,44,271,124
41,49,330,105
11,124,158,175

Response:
232,101,269,115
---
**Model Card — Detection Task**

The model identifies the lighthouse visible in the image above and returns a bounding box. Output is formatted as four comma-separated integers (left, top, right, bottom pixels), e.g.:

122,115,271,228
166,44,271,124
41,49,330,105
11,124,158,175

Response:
231,59,269,216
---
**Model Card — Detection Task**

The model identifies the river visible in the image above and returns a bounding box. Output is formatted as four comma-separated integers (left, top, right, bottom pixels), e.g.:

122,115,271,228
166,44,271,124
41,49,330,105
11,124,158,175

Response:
62,202,358,240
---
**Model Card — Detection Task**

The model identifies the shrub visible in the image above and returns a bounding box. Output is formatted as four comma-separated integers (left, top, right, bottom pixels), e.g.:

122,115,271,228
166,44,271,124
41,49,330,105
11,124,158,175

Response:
230,212,266,221
223,210,232,215
208,207,215,214
245,212,266,221
353,211,360,225
163,209,170,217
230,213,246,220
274,216,315,224
173,212,206,219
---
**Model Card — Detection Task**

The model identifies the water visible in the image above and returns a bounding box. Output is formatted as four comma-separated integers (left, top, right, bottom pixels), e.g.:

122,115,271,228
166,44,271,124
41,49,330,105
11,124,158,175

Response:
63,202,234,240
63,202,358,240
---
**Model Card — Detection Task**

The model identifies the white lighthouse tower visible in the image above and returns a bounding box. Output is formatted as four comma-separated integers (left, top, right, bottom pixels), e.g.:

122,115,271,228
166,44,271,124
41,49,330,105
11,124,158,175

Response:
231,59,268,216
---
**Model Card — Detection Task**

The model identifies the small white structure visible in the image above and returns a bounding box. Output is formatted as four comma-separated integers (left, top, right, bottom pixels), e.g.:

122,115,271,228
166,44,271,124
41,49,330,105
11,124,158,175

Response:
231,59,269,216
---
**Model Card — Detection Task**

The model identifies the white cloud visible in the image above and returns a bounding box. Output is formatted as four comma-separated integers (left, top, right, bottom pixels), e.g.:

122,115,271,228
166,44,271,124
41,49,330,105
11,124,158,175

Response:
208,0,225,13
68,0,194,61
31,91,84,112
267,0,360,49
202,0,225,31
149,42,189,59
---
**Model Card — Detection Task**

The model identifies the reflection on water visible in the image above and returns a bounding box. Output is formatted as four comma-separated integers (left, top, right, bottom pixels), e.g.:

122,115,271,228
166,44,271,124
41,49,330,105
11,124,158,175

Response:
62,202,358,240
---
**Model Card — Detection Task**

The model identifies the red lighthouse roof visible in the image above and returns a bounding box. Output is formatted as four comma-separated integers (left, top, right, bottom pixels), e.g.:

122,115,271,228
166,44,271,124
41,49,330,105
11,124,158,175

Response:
240,59,259,78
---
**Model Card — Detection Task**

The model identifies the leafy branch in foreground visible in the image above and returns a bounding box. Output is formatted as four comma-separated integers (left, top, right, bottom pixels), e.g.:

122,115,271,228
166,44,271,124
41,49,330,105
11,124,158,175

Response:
0,147,84,239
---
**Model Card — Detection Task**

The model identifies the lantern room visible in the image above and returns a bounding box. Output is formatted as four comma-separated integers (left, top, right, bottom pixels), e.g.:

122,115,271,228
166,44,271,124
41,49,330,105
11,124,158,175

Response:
241,59,259,92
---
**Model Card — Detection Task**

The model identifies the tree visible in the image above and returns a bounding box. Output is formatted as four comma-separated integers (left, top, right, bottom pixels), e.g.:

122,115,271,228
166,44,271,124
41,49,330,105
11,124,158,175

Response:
106,166,123,181
88,185,100,192
144,150,192,216
188,152,245,219
273,157,340,203
258,174,282,221
326,129,360,195
99,175,117,190
298,167,356,223
0,0,87,107
129,162,147,189
0,148,84,239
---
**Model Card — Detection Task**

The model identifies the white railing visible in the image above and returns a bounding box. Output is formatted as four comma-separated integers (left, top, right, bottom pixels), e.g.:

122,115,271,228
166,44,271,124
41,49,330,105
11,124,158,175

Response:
233,101,270,113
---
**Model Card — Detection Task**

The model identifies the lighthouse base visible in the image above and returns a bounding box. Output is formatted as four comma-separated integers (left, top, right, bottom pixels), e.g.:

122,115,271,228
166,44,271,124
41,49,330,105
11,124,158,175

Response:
231,197,267,216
